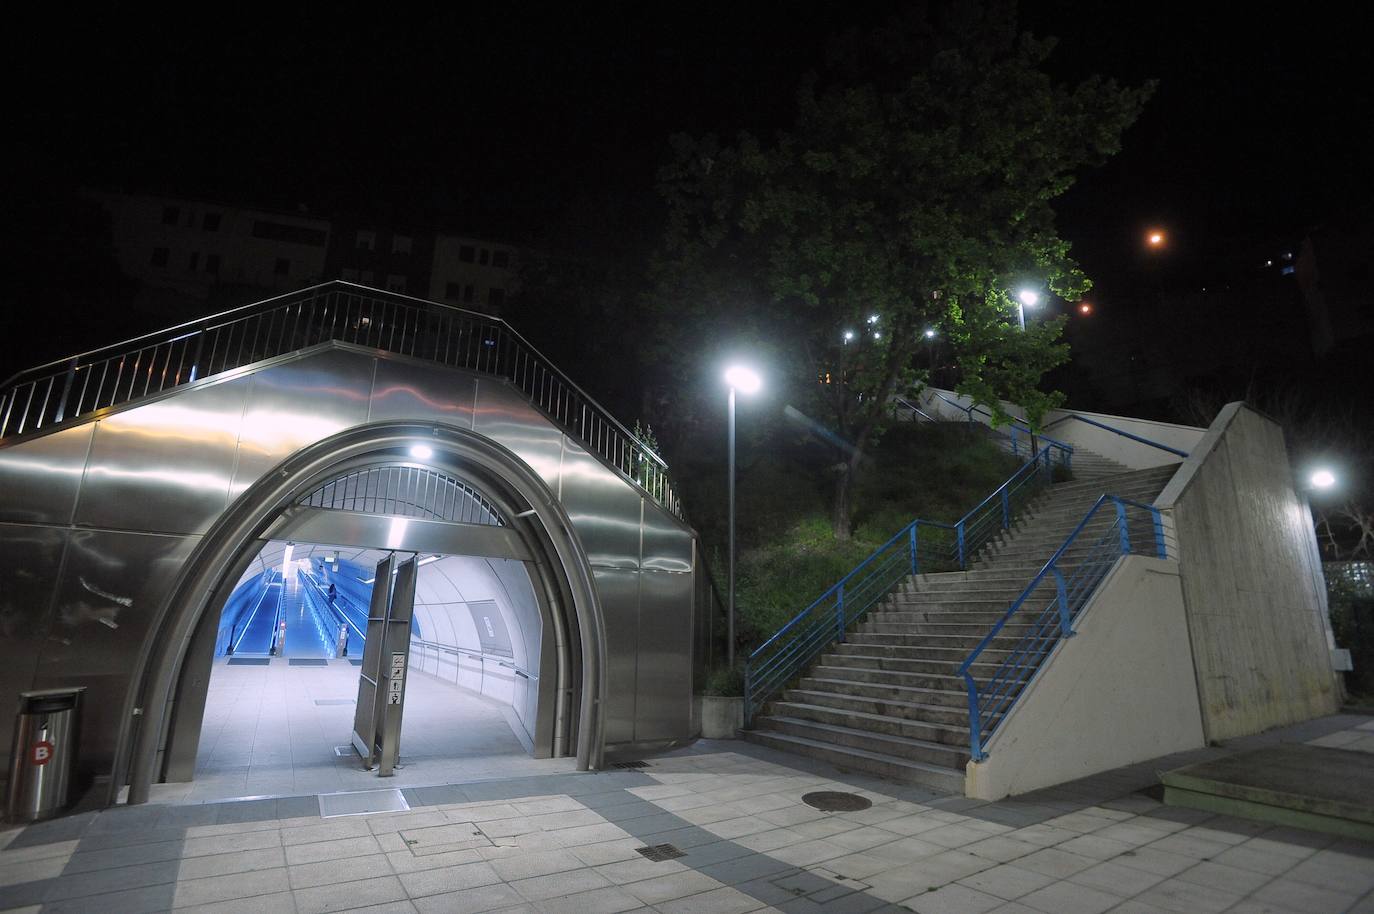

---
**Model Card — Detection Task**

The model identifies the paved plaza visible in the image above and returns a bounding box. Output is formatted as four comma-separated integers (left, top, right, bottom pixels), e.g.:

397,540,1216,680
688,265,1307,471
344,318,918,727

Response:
2,715,1372,913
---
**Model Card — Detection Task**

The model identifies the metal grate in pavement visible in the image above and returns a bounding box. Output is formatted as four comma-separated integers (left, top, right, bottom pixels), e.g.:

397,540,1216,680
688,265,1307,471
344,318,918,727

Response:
227,657,270,666
289,658,329,666
611,760,650,769
636,843,686,862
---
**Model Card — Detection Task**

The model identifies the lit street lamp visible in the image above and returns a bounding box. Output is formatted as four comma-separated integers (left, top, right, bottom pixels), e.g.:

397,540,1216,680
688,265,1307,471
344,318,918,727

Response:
1310,469,1336,490
1016,289,1039,331
724,365,761,667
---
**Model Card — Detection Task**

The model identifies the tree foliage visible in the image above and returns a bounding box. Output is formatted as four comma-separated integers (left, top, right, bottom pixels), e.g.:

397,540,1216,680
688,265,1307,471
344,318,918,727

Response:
651,2,1153,537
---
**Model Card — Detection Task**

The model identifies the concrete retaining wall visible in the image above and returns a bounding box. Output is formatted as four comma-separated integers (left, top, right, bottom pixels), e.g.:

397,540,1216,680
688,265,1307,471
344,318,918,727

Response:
1158,403,1342,740
965,556,1204,800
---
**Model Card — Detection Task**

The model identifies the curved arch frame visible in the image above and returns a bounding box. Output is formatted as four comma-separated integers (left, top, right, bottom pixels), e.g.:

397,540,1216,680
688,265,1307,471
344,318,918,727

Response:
116,422,608,805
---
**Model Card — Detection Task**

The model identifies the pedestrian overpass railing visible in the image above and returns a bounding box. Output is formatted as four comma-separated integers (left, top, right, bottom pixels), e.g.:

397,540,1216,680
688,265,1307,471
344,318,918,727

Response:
898,394,1075,468
0,281,682,518
958,495,1167,761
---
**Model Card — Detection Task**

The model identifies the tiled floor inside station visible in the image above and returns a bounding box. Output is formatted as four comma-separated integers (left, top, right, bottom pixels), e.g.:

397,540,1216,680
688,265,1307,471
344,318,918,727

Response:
2,716,1373,912
163,658,570,804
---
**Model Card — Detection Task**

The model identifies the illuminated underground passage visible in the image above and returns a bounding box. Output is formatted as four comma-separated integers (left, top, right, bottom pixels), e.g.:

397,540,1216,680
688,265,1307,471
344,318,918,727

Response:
0,282,718,807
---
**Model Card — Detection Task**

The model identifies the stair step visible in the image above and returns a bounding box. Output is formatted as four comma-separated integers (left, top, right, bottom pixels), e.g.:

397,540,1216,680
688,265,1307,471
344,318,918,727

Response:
741,729,965,793
810,664,979,691
819,652,999,677
753,716,971,769
798,676,968,707
783,688,978,727
767,700,972,745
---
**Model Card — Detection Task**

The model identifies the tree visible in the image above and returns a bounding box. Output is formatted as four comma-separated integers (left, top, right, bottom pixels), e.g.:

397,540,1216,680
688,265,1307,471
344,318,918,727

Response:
651,3,1153,538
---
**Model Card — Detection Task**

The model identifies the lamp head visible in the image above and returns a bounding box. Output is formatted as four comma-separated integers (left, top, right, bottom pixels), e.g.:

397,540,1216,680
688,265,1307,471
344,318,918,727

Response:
724,365,762,395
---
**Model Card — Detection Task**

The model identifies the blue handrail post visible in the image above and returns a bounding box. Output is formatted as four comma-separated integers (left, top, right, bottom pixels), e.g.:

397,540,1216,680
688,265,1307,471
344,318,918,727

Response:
1001,488,1010,531
1151,509,1166,559
1052,567,1073,637
836,584,846,643
909,523,919,576
1115,499,1131,554
956,522,966,569
1010,426,1019,457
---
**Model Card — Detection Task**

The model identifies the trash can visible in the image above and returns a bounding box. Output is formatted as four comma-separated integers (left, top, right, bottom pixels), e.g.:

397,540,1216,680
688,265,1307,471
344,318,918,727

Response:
6,688,85,823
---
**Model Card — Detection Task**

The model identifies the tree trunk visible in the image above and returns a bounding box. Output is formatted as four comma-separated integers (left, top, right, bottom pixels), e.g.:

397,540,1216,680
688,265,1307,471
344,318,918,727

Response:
831,445,865,540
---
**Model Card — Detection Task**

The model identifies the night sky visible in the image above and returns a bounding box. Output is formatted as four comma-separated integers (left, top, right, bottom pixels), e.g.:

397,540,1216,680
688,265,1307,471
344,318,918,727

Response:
7,3,1370,373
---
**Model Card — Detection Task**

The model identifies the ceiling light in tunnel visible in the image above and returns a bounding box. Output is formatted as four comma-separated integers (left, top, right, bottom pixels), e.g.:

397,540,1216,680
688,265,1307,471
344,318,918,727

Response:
409,444,434,460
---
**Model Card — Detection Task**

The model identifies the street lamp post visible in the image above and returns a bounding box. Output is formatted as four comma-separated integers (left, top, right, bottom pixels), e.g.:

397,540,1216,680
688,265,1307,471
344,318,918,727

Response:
723,365,761,668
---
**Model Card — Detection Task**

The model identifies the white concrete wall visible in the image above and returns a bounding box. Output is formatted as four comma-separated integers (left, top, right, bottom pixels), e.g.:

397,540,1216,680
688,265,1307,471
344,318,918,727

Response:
1156,403,1342,740
965,556,1205,800
408,555,543,745
916,387,1203,470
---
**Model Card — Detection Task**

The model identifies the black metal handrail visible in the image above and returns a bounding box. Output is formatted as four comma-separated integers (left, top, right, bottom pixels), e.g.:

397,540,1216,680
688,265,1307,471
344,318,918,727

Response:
0,281,682,518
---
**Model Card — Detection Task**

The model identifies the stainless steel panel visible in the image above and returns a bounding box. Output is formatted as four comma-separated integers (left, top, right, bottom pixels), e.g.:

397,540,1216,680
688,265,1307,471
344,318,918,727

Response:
369,359,477,429
641,502,694,574
471,380,564,490
32,529,199,771
0,524,69,766
634,570,695,741
557,440,644,570
0,424,93,525
230,348,373,500
592,567,639,744
75,381,245,534
263,507,533,560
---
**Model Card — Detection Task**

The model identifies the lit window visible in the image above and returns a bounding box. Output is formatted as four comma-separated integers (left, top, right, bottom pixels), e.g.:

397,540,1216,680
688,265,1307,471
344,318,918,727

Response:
355,230,376,251
392,234,412,254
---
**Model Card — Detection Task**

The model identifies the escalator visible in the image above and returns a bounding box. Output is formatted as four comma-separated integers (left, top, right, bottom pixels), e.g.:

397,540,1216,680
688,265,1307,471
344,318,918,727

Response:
231,582,282,654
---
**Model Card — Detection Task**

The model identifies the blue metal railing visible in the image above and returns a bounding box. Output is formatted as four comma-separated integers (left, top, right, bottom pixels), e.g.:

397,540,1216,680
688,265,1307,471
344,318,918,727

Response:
958,495,1167,760
743,443,1059,723
916,392,1075,469
1044,413,1190,459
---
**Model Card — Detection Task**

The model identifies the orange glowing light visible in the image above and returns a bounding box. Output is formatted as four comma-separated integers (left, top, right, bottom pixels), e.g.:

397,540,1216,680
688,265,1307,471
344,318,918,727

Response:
1147,230,1166,247
1079,302,1093,315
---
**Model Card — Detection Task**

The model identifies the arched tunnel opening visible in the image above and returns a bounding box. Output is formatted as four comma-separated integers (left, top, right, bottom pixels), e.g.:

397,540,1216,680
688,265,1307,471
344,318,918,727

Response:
150,454,589,802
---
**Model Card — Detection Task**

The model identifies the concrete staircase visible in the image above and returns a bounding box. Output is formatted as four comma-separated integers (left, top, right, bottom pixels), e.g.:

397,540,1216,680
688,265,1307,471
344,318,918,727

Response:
743,456,1179,792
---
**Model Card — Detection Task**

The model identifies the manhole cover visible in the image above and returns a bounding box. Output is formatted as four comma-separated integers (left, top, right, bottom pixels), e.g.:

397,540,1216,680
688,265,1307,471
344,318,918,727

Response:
636,844,686,862
802,791,872,812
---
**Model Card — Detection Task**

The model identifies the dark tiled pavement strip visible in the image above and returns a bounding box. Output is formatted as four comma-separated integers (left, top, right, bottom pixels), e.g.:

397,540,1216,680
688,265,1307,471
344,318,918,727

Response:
0,714,1370,913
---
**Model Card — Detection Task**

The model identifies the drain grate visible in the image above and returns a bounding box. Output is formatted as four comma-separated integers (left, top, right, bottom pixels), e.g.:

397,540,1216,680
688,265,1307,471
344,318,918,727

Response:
227,657,270,666
636,843,686,862
611,760,650,769
315,699,356,706
289,658,329,666
802,791,873,812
